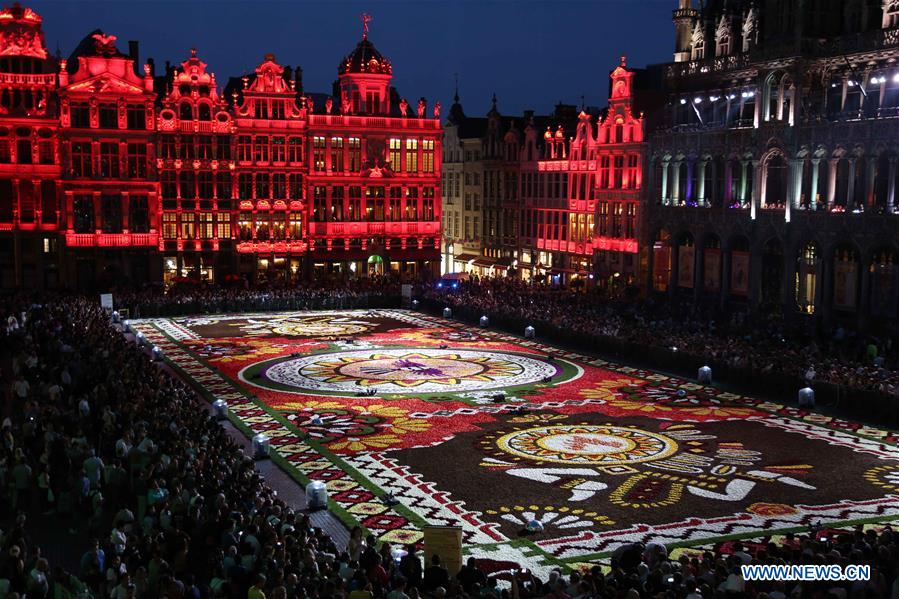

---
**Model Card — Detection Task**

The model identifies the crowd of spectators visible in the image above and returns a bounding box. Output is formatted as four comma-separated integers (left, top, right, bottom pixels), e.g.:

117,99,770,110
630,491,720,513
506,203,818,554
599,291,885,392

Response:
114,277,402,318
1,287,898,597
421,278,899,399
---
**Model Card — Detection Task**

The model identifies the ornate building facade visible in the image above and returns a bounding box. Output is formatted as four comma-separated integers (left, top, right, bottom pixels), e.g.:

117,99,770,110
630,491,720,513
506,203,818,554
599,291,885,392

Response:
648,0,899,328
0,5,441,290
0,2,62,288
441,59,649,290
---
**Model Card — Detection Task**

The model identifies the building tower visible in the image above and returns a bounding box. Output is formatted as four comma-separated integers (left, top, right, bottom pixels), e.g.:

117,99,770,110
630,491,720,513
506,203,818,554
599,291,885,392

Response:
672,0,699,62
337,14,392,116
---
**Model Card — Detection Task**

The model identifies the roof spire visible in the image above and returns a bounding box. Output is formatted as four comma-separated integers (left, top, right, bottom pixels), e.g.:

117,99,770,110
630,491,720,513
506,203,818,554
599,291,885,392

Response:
361,12,372,40
453,72,459,103
491,92,497,110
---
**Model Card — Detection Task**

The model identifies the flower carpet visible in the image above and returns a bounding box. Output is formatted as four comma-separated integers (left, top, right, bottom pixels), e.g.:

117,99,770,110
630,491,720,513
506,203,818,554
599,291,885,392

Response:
130,309,899,577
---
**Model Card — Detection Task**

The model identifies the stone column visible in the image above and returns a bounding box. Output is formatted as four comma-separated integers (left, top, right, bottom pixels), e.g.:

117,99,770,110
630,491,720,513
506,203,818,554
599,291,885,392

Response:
827,159,838,210
686,159,695,204
660,161,669,205
846,158,857,207
750,160,760,219
697,159,707,206
739,161,748,205
671,161,681,205
809,159,820,211
887,157,897,213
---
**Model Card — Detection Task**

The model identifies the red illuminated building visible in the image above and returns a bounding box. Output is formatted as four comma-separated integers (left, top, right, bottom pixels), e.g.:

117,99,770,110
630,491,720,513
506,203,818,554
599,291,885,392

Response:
0,2,62,288
305,22,441,280
58,30,158,288
0,5,441,290
518,57,646,287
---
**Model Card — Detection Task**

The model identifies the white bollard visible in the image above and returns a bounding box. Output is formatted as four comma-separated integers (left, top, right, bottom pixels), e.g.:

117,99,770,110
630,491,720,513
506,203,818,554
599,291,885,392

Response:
306,480,328,510
698,366,712,384
798,387,815,408
524,326,535,339
480,315,489,327
252,433,270,460
443,307,452,318
213,399,228,421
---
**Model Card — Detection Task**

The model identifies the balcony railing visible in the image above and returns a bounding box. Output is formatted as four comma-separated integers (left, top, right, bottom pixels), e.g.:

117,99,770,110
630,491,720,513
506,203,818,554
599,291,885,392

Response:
308,114,441,130
65,232,159,247
307,220,439,237
665,53,752,79
0,72,56,87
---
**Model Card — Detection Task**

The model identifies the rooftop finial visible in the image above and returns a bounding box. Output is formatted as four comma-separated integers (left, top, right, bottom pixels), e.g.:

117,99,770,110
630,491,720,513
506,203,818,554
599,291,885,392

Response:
620,54,627,67
361,12,372,39
190,47,197,58
453,72,459,103
491,92,497,110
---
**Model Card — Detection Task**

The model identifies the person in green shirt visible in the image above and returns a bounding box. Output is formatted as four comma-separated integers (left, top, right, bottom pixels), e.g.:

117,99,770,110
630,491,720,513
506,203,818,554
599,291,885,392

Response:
248,573,267,599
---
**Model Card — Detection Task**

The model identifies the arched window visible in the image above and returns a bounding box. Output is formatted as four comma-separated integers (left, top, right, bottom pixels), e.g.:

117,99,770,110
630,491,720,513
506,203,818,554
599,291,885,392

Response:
652,229,671,292
716,33,730,56
832,246,859,310
869,248,898,317
796,242,819,313
198,103,211,121
763,153,787,208
179,103,193,121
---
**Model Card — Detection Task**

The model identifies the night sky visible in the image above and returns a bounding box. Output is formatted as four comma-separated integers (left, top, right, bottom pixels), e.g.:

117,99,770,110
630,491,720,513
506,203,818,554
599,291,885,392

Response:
32,0,674,117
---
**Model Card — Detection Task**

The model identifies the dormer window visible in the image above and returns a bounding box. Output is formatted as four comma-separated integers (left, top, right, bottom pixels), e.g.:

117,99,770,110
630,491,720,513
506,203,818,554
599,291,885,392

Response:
690,22,705,60
885,0,899,28
716,34,730,56
715,16,731,56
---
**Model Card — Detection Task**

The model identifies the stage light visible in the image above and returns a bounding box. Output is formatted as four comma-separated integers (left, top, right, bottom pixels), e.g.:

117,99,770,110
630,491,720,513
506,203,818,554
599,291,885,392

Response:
727,93,736,100
693,97,702,104
436,282,443,289
894,73,899,83
679,98,687,105
452,282,458,289
710,95,720,102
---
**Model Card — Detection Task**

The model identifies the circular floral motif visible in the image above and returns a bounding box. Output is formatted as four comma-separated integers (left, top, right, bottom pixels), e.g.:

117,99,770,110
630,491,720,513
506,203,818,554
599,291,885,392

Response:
746,502,799,517
243,348,568,395
495,425,678,466
267,315,373,337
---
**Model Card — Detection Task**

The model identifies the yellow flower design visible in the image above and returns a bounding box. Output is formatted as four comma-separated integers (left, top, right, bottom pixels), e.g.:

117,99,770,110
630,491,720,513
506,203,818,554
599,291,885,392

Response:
579,378,643,402
328,433,402,452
